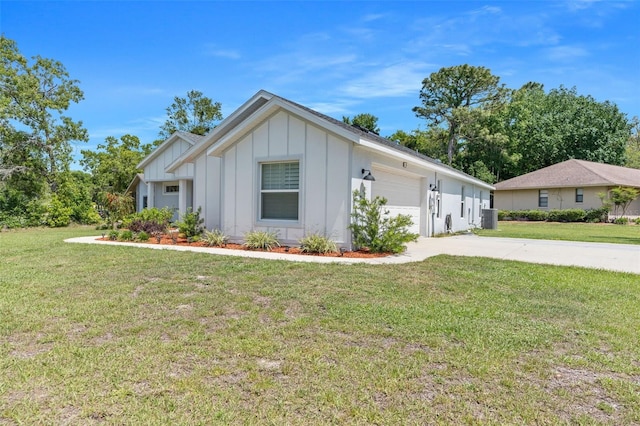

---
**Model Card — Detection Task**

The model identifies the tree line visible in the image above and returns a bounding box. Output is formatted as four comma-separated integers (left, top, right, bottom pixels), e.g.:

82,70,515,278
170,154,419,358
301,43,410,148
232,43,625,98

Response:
1,36,638,228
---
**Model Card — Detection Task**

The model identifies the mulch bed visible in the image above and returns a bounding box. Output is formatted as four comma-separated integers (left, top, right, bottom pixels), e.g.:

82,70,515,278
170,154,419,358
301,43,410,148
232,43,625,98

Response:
98,235,390,258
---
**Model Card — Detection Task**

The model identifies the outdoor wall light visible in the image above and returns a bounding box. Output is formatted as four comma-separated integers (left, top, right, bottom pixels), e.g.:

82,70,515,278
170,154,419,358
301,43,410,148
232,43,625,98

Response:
429,183,439,192
361,169,376,181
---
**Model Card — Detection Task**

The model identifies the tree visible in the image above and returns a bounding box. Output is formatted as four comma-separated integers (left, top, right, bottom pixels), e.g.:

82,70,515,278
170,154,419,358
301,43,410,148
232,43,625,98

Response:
608,187,639,217
413,64,507,165
625,117,640,169
80,134,149,196
0,35,88,190
389,128,448,163
501,85,630,177
342,113,380,134
159,90,223,139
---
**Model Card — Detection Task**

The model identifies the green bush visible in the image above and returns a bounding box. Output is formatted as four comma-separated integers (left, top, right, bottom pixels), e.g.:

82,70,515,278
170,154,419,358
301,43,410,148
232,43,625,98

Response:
584,207,609,223
348,189,418,254
525,210,549,221
635,217,640,225
137,231,149,241
244,230,280,251
299,233,338,254
107,230,119,240
119,229,134,241
613,217,629,225
548,209,585,223
175,207,204,239
42,195,73,227
203,229,228,247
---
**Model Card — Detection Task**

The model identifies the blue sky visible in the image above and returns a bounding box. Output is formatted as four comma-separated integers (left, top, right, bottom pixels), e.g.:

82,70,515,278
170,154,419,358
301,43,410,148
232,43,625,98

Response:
2,1,639,166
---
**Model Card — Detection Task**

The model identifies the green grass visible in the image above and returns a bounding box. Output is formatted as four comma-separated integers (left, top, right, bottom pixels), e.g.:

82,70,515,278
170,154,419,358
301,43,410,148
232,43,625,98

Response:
1,227,639,424
475,221,640,245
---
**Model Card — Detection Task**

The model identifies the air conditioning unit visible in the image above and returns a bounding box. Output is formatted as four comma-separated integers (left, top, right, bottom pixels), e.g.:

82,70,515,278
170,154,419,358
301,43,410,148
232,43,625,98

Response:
481,209,498,230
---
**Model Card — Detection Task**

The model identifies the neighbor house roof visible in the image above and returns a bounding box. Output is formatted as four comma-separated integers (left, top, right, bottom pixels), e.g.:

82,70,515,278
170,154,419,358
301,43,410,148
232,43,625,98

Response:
494,159,640,190
125,173,145,195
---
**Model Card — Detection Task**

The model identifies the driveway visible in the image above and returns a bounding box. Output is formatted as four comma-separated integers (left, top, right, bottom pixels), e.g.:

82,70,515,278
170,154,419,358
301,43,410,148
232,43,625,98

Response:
67,234,639,273
405,234,640,274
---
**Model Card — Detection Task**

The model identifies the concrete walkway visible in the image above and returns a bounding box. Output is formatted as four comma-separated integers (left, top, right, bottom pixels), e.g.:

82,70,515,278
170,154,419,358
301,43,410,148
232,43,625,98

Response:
65,234,640,274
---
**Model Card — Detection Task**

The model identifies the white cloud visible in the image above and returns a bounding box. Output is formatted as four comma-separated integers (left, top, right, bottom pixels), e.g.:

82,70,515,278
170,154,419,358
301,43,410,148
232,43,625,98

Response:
340,62,430,99
545,45,589,61
202,43,241,59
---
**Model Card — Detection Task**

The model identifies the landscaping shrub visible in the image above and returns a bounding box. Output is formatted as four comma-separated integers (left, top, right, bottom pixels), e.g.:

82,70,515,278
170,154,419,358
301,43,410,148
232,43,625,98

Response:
584,207,609,223
548,209,585,223
613,217,629,225
244,230,280,251
119,229,134,241
175,207,204,239
635,217,640,225
524,210,549,221
107,230,119,240
348,189,418,254
299,233,338,254
128,219,167,235
203,229,228,247
137,231,149,241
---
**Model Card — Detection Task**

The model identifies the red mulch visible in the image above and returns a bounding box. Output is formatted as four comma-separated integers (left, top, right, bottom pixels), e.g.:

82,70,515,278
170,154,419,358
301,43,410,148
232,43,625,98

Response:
98,235,390,258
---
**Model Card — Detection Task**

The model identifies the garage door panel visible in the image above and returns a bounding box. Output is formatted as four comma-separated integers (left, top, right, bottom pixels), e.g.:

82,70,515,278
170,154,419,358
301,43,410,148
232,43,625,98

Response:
371,168,420,206
385,206,421,235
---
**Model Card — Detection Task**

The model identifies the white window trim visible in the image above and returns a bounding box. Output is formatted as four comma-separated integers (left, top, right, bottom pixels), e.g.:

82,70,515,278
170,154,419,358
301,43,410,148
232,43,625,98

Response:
257,159,302,224
575,188,584,203
539,189,549,208
163,184,179,195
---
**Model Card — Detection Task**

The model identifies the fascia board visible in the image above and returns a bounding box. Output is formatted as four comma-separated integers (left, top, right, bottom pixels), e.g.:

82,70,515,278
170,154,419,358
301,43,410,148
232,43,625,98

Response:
137,132,195,169
167,91,275,170
359,138,495,190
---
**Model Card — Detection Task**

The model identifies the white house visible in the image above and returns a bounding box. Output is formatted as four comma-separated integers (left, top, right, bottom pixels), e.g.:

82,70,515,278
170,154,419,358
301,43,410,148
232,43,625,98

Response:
132,90,494,248
128,131,204,221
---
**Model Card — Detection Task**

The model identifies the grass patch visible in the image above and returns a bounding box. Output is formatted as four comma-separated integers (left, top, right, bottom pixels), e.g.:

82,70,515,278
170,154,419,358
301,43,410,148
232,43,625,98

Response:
1,227,639,424
475,221,640,245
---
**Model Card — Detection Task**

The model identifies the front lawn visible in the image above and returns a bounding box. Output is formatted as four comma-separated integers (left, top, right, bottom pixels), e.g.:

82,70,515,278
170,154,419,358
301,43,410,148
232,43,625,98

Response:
1,227,639,424
474,221,640,245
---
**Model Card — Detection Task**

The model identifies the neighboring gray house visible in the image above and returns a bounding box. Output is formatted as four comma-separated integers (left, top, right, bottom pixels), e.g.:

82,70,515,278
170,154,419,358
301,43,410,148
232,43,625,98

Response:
131,90,493,247
494,159,640,216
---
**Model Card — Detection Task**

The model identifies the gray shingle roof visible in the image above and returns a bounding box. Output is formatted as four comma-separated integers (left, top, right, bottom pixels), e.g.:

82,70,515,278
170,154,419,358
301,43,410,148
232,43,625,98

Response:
268,92,485,184
494,159,640,190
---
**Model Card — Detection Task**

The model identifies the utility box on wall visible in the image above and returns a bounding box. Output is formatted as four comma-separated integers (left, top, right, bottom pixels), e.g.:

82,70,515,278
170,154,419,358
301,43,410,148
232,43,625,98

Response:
481,209,498,230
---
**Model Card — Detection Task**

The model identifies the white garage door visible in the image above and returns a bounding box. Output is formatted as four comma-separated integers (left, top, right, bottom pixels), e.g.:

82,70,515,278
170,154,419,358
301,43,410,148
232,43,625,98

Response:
371,167,421,234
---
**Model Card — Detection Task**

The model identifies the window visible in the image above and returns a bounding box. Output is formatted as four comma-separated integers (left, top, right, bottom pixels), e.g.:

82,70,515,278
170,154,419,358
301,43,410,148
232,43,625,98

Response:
575,188,584,203
539,189,548,208
164,184,179,194
260,161,299,220
460,186,465,218
143,196,148,209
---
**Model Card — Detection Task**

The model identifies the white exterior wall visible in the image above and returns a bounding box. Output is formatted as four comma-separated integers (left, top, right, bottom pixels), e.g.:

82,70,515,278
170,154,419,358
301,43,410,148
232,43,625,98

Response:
144,139,193,181
354,147,491,236
216,111,352,245
193,155,222,230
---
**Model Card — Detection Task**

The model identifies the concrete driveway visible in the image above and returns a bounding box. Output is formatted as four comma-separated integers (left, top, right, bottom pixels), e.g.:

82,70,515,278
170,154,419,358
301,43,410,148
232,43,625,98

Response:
404,234,640,274
67,234,639,273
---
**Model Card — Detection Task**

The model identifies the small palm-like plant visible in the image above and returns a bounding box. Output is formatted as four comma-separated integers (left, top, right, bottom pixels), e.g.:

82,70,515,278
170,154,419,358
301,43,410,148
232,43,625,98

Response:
243,230,280,251
203,229,228,247
299,233,338,254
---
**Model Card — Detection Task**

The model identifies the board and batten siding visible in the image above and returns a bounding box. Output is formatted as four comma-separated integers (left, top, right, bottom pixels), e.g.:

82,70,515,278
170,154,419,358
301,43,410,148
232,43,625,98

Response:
144,139,194,181
218,110,351,244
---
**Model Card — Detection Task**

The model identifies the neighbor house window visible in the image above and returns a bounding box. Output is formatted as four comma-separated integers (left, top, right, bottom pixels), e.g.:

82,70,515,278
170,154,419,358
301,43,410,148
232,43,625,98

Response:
539,189,548,208
164,184,179,194
260,161,299,220
575,188,584,203
460,186,465,218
